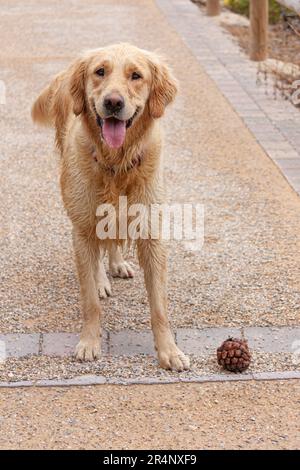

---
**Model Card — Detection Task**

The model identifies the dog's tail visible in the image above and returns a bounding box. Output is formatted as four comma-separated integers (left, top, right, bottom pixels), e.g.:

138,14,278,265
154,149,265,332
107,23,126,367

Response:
31,71,71,129
31,78,59,127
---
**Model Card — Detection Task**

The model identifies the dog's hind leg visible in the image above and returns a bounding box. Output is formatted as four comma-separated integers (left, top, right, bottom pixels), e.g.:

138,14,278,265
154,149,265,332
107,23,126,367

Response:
109,243,134,279
97,247,112,298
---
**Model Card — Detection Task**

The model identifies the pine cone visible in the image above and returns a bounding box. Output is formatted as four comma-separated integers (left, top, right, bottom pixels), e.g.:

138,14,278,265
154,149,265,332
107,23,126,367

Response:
217,337,251,373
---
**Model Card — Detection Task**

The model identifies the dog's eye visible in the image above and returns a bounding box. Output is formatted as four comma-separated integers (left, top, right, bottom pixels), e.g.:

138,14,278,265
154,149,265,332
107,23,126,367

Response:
131,72,142,80
96,68,105,77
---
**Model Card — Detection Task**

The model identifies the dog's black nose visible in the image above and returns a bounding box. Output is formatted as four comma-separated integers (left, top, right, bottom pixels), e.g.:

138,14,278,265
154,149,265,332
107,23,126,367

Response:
104,93,124,114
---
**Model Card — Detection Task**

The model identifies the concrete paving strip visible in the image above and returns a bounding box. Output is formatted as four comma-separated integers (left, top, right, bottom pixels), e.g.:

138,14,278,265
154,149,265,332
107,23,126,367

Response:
1,326,300,358
1,327,299,387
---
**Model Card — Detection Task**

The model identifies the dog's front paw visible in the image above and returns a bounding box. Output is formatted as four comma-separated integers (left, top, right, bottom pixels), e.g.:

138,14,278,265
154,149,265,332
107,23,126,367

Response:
110,260,134,279
158,346,190,372
75,338,101,361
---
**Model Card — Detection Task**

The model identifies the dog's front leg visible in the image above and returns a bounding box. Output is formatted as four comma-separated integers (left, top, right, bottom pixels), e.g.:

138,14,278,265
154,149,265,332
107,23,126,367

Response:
73,229,102,361
137,239,190,371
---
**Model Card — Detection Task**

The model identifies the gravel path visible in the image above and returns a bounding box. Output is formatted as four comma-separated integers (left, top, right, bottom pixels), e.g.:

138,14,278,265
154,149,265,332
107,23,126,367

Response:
0,381,299,449
0,0,299,336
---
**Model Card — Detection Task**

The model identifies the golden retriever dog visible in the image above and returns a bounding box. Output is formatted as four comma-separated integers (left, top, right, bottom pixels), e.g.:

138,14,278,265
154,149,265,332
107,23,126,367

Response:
32,43,190,371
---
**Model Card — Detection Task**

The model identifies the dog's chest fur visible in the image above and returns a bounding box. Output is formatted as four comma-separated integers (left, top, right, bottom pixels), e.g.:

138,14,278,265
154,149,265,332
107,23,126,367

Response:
60,122,164,238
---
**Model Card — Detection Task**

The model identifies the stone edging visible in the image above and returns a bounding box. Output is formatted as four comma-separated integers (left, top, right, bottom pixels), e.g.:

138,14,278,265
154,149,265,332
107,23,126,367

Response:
1,370,300,388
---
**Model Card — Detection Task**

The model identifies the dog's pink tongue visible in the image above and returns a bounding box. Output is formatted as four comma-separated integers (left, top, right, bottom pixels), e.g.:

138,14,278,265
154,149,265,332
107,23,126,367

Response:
102,118,126,149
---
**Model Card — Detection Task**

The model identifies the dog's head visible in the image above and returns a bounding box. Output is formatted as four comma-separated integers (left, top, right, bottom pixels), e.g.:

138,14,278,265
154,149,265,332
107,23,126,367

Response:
68,44,178,149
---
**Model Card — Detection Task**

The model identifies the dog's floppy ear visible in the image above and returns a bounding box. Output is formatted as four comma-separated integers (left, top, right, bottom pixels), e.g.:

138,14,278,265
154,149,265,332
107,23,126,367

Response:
69,58,87,116
147,54,178,119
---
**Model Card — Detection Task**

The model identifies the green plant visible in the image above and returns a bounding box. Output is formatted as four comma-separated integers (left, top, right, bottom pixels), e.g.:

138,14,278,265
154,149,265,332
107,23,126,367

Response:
269,0,284,24
224,0,287,24
224,0,249,17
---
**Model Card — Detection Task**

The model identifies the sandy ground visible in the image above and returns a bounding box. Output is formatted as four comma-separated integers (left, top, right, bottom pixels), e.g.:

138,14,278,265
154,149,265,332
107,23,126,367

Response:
0,0,299,336
0,380,299,450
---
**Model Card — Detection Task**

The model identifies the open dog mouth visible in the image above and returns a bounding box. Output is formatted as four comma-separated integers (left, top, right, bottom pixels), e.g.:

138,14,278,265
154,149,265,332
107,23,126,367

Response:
95,108,139,149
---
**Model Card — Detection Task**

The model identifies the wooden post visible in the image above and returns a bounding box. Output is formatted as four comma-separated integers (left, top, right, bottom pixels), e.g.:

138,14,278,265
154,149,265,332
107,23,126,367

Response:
250,0,268,61
207,0,220,16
